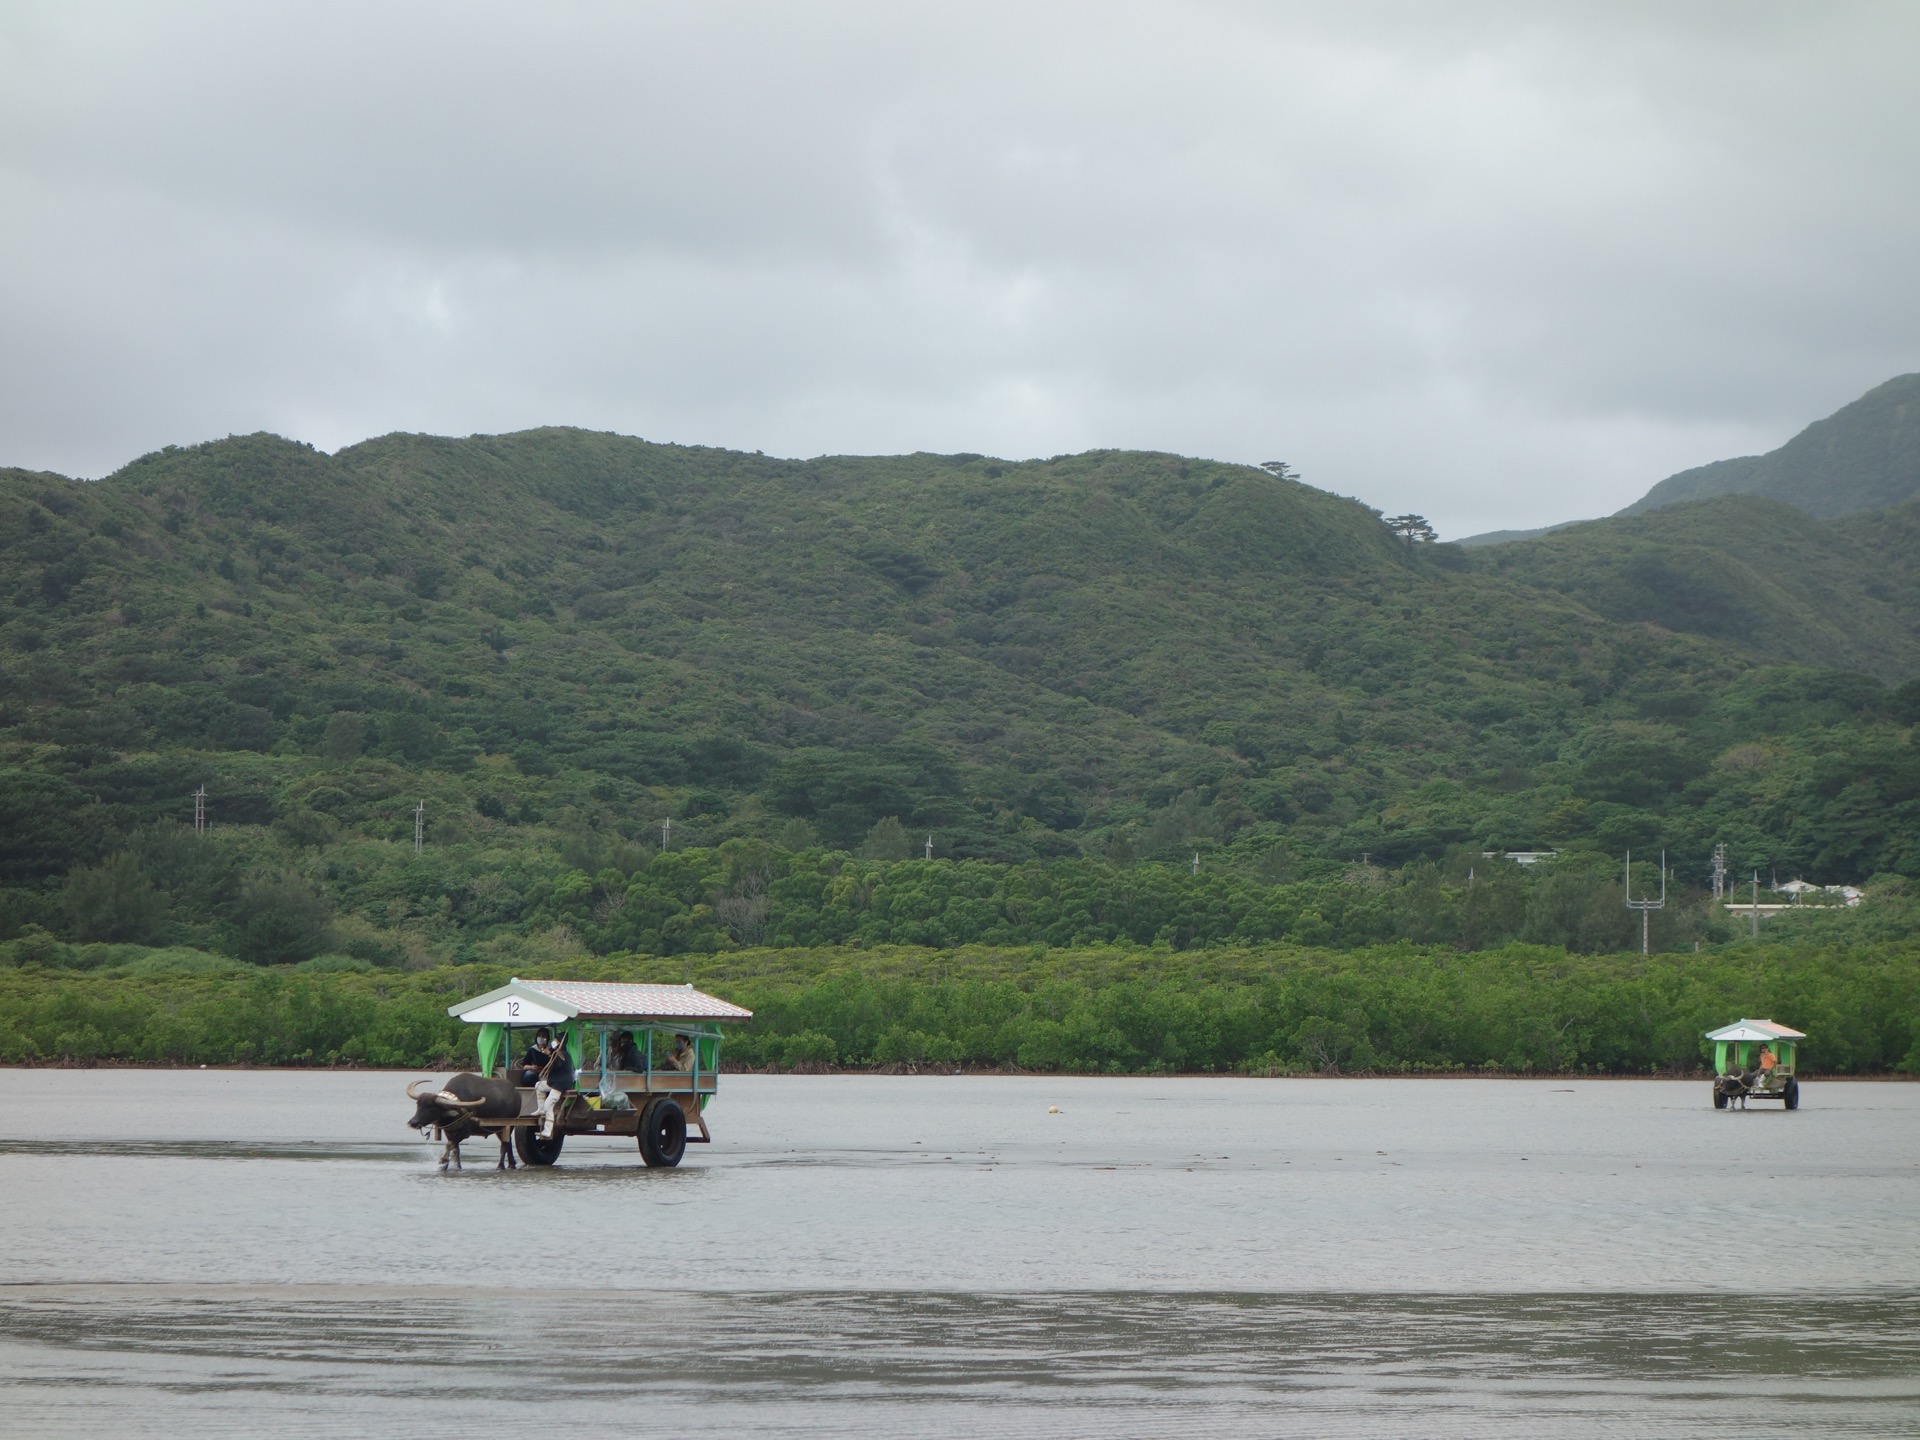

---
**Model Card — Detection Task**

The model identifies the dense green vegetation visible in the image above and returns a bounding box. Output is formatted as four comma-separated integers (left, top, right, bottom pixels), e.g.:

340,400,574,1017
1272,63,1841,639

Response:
6,414,1920,970
1620,372,1920,521
1480,494,1920,679
1,941,1913,1075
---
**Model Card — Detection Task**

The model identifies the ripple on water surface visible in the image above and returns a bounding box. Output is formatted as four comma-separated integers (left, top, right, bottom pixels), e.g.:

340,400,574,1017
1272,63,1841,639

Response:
3,1071,1917,1435
1,1287,1916,1438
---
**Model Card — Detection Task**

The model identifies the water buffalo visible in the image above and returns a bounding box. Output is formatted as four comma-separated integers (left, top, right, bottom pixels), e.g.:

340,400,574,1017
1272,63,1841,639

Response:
406,1074,522,1171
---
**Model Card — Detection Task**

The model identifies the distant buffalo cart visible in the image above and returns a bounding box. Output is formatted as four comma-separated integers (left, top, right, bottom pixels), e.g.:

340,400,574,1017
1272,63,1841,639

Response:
407,978,752,1170
1706,1018,1804,1110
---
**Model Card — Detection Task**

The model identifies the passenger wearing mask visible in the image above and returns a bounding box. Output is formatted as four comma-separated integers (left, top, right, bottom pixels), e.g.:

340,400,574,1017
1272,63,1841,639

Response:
518,1029,555,1087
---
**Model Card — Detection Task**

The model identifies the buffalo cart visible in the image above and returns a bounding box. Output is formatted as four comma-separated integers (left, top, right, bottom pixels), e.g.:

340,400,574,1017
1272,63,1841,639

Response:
446,978,752,1167
1706,1018,1805,1110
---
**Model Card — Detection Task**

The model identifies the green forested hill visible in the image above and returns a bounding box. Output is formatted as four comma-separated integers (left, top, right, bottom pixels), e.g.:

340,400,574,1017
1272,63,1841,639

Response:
4,426,1920,968
1619,372,1920,520
1471,493,1920,678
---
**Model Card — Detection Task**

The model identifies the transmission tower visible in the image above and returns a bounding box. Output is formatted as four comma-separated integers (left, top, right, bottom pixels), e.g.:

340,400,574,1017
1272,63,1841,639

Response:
1624,850,1666,956
192,784,208,836
414,800,425,855
1710,842,1727,901
660,817,672,851
924,834,934,861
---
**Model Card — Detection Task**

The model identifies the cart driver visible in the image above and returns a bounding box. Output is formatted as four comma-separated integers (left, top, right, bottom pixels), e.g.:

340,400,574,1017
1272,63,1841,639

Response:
1758,1045,1778,1076
535,1033,575,1140
518,1029,555,1086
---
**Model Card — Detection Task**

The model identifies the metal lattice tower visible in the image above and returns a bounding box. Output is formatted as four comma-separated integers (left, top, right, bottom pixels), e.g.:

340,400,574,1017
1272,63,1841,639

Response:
660,817,672,851
925,834,934,861
414,801,425,855
1624,850,1667,956
1710,842,1727,901
192,784,208,836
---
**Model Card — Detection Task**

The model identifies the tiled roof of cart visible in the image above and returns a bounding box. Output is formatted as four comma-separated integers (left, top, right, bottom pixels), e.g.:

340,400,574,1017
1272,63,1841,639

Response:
449,979,753,1023
1702,1019,1805,1042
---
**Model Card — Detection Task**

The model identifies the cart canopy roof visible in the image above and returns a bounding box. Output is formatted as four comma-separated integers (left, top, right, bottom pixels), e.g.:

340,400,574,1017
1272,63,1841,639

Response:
1703,1018,1806,1043
449,978,753,1026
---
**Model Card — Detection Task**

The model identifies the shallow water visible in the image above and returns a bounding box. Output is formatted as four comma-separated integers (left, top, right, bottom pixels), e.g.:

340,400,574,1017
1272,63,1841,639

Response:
2,1071,1916,1435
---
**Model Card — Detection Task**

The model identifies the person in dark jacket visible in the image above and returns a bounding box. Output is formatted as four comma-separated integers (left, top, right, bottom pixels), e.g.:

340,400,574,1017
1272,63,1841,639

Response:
609,1030,646,1072
535,1033,575,1140
518,1029,555,1086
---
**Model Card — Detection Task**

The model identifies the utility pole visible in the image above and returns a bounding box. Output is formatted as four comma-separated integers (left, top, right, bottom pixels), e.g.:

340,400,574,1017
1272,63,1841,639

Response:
924,834,934,861
192,785,208,836
1751,871,1760,941
1624,850,1667,956
1710,842,1727,901
414,801,425,855
660,817,672,851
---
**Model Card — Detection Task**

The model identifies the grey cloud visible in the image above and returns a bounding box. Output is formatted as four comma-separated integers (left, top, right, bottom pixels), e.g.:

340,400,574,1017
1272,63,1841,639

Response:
3,0,1917,535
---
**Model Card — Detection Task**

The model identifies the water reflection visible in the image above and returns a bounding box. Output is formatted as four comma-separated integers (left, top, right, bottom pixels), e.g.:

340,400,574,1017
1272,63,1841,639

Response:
6,1073,1920,1435
2,1288,1915,1437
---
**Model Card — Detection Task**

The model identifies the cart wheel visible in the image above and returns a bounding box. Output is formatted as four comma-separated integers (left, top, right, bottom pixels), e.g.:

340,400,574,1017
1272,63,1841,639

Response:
1784,1078,1799,1110
639,1098,687,1168
514,1127,565,1167
1712,1085,1728,1110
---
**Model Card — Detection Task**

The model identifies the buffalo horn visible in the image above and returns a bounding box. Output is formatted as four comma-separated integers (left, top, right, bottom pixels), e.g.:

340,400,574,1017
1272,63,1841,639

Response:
405,1079,440,1100
437,1090,488,1107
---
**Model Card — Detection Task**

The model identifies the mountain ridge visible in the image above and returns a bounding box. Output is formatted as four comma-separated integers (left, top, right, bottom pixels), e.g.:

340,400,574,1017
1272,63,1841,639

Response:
1458,372,1920,546
1620,372,1920,520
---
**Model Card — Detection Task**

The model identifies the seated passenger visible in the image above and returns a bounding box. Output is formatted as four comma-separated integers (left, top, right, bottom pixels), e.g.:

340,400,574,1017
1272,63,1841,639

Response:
665,1033,696,1072
598,1030,643,1111
609,1030,646,1072
1758,1045,1778,1072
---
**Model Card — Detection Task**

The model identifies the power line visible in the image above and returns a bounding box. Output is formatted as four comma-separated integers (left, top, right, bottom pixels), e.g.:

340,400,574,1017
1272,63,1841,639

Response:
1624,850,1666,956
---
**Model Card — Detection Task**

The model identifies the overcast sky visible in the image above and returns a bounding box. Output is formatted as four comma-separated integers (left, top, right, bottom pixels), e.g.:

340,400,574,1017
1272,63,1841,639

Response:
3,2,1916,536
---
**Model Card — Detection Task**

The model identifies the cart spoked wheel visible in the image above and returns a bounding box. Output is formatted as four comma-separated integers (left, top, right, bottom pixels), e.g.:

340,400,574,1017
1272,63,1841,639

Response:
1712,1086,1728,1110
514,1127,566,1167
639,1098,688,1168
1784,1078,1800,1110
